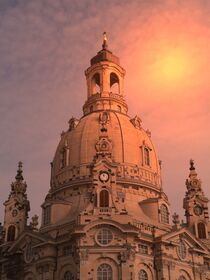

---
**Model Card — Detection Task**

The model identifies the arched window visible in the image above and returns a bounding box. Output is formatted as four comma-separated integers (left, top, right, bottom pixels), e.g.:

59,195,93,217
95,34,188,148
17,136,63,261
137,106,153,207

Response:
100,190,109,207
144,147,150,166
43,205,51,225
97,264,112,280
60,148,67,169
178,276,186,280
138,269,148,280
198,222,206,239
91,73,100,95
64,271,74,280
160,204,169,224
117,105,121,112
110,73,119,94
7,225,16,241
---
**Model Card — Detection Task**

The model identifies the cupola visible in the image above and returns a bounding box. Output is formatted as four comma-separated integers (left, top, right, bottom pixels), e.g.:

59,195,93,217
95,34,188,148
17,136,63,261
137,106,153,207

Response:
83,32,128,115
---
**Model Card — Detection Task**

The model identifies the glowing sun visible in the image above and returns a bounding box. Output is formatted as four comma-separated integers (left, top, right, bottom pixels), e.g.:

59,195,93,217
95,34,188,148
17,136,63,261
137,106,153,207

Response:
152,48,192,87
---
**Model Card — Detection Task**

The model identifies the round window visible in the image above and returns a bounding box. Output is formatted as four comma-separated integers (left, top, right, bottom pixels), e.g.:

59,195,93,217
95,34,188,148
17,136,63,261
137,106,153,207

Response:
96,228,113,246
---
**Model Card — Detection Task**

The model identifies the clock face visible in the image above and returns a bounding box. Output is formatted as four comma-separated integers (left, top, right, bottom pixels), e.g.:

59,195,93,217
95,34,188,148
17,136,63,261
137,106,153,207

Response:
194,205,203,216
192,179,198,186
99,171,109,183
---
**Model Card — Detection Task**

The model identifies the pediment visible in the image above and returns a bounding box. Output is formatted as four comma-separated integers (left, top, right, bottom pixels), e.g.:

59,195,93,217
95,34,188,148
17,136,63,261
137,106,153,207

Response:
156,227,209,253
7,230,51,253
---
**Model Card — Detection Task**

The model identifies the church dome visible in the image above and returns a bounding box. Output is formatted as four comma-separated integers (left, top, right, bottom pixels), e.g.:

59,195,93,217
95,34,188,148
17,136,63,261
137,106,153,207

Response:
50,33,161,193
51,111,161,189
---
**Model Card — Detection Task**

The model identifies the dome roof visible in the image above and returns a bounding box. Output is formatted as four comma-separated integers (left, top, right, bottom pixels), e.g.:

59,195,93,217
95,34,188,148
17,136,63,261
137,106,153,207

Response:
51,111,161,191
50,34,161,194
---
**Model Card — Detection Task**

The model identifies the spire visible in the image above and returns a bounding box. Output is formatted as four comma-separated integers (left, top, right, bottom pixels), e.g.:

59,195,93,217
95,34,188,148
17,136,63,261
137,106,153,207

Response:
15,161,24,182
11,161,27,194
102,32,108,50
90,33,120,66
185,159,201,193
189,159,195,171
188,159,197,179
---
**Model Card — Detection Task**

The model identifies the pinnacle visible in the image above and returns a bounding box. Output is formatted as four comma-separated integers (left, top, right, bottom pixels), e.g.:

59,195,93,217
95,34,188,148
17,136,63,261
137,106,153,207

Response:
15,161,24,181
189,159,195,171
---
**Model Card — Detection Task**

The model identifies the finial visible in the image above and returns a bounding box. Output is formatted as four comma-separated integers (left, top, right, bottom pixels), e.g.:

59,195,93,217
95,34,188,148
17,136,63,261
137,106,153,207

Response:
102,32,108,50
189,159,195,171
172,212,180,225
15,161,24,181
30,215,39,230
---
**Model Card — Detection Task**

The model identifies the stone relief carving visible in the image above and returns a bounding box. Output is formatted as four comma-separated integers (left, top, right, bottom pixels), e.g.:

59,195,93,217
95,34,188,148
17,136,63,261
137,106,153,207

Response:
99,111,110,125
95,136,112,157
130,115,142,129
68,117,79,131
146,129,151,137
99,111,110,132
118,244,135,262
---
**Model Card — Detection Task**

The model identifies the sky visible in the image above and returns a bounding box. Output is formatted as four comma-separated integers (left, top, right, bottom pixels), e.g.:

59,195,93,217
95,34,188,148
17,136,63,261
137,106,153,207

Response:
0,0,210,224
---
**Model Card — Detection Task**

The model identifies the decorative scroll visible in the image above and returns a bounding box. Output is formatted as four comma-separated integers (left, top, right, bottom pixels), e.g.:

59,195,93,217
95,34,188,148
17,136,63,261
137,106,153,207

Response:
130,115,142,129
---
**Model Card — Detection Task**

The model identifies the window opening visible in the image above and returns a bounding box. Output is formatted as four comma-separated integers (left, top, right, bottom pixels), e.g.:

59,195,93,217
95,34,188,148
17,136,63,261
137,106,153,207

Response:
60,148,67,169
144,147,150,166
198,222,206,239
117,105,121,112
97,229,113,245
7,225,16,241
97,264,112,280
138,269,148,280
64,271,74,280
43,205,51,225
160,204,169,224
91,73,100,95
178,276,186,280
100,190,109,207
110,73,119,94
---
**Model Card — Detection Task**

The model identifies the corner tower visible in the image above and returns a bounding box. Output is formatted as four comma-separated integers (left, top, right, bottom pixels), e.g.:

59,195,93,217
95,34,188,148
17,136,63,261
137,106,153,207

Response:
183,160,209,239
3,162,30,242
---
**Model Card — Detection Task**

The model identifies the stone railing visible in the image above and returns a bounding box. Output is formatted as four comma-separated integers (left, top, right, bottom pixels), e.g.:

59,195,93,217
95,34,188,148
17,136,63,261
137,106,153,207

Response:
52,163,160,190
131,219,155,234
99,207,112,213
116,164,161,188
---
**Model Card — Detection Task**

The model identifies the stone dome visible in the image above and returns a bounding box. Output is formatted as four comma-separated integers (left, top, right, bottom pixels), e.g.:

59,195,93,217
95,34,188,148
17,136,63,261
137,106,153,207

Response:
51,111,161,192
